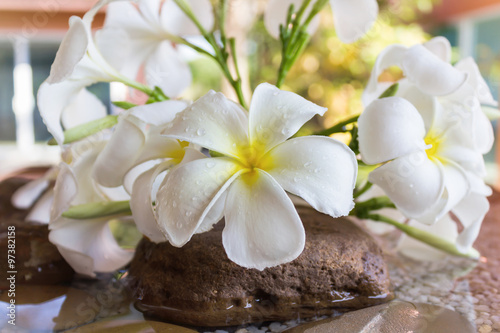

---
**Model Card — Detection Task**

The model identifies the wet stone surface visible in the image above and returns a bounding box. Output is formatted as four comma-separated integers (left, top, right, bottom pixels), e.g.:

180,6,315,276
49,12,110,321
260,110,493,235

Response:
128,207,392,327
282,301,475,333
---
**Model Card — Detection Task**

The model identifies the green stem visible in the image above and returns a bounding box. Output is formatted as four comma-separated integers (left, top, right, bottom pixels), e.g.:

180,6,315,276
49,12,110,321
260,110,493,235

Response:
354,181,373,199
276,0,328,88
48,115,119,145
378,83,399,99
172,0,247,108
315,114,360,136
62,201,132,220
366,214,480,259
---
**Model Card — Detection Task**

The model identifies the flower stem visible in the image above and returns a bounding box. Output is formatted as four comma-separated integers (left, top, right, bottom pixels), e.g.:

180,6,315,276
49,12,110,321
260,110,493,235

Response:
172,0,248,108
48,115,119,145
62,201,132,220
276,0,328,88
315,114,360,136
354,181,373,199
366,214,480,259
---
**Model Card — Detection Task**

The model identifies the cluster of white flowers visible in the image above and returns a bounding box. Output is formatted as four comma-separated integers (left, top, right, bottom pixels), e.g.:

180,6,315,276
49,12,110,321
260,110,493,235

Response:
358,37,497,259
12,0,497,276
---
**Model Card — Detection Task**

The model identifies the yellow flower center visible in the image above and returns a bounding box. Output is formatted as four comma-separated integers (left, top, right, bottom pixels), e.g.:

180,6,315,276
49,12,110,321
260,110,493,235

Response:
424,131,443,161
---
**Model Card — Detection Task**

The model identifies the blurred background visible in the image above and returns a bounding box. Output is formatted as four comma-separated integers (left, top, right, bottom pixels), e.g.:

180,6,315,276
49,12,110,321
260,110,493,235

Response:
0,0,499,188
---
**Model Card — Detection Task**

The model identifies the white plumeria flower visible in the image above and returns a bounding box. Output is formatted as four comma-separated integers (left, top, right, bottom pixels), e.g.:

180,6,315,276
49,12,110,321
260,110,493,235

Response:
11,167,59,224
264,0,378,43
38,0,132,145
50,139,133,277
358,96,492,253
100,0,214,97
362,36,496,155
91,100,195,242
153,83,357,270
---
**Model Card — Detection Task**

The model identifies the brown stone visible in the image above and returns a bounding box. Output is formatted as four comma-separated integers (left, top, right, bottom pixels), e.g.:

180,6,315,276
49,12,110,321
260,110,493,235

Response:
0,174,74,287
284,301,475,333
128,207,392,327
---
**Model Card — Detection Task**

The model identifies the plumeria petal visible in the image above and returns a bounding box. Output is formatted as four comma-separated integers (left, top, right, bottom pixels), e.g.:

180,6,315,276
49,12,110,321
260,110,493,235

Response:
397,80,437,131
416,161,469,225
144,41,192,97
455,57,498,106
358,97,427,165
50,163,77,224
11,178,50,210
162,90,249,159
38,80,89,145
93,119,145,187
47,17,89,84
249,83,327,154
60,88,107,129
265,136,357,217
473,108,495,154
49,217,133,277
223,169,305,270
402,44,468,96
138,0,162,28
161,0,214,36
362,44,408,105
130,161,173,243
397,215,459,261
453,192,490,253
93,100,188,187
26,190,54,224
423,36,452,63
330,0,378,43
155,157,243,246
263,0,320,40
368,150,445,219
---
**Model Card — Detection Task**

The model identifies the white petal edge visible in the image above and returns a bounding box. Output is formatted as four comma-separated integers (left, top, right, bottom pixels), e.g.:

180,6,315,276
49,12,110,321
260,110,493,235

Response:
368,150,445,219
155,157,243,246
330,0,378,43
265,136,357,218
161,0,214,36
358,97,427,165
223,169,305,270
423,36,452,63
362,44,407,105
130,161,173,243
402,44,468,96
144,42,192,98
162,90,249,159
249,83,327,154
60,88,107,129
453,192,490,253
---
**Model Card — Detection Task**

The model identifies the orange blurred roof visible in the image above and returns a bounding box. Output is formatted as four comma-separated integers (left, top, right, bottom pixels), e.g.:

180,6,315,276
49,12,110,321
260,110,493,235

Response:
432,0,500,22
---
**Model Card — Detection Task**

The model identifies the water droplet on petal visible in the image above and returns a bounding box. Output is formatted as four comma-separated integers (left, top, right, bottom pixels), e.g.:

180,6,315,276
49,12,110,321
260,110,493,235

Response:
206,161,216,168
197,128,206,136
304,161,312,168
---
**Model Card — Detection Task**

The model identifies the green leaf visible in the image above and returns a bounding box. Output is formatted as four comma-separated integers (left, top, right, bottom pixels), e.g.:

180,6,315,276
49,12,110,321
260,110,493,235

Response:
48,115,119,145
112,101,137,110
62,201,131,220
378,83,399,99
